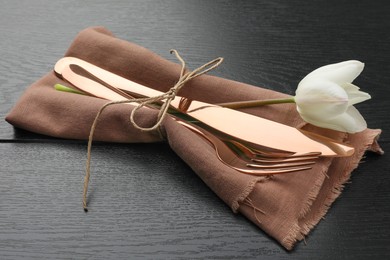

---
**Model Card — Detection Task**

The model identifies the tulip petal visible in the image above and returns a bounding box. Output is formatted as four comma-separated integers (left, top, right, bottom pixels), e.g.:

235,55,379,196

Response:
298,113,347,132
300,106,367,133
326,106,367,133
342,83,371,105
295,80,348,118
301,60,364,85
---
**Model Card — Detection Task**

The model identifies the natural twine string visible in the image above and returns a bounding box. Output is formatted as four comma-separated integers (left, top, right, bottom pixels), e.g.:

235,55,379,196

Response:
82,50,224,211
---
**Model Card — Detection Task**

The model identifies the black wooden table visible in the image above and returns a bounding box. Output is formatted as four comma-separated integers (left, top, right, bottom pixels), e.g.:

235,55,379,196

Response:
1,1,389,259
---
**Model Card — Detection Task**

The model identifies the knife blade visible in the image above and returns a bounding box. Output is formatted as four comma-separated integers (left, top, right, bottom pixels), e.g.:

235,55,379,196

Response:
54,57,354,157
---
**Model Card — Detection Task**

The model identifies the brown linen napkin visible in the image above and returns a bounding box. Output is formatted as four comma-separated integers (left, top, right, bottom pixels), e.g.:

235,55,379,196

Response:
5,26,383,250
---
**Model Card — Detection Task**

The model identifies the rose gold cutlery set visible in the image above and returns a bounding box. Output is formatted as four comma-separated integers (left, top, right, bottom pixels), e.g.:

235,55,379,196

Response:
54,57,355,176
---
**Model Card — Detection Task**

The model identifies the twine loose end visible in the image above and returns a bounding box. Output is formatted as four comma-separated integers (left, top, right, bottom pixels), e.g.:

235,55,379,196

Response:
82,50,223,212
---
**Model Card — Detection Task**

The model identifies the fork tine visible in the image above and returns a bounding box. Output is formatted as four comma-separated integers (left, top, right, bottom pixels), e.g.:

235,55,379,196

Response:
252,155,320,163
235,165,314,176
255,151,322,159
246,161,315,169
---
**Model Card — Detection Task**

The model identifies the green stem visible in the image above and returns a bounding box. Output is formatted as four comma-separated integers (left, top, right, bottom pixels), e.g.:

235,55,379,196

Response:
54,84,85,95
54,83,296,110
217,97,295,109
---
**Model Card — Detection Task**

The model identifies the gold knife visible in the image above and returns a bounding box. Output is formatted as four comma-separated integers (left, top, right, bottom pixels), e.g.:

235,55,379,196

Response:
54,57,354,157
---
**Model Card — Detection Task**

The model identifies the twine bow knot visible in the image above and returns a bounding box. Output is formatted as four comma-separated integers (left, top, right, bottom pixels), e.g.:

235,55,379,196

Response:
129,49,223,131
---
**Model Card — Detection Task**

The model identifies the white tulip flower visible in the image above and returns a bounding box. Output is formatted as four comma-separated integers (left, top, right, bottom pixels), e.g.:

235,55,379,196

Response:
295,60,371,133
219,60,371,133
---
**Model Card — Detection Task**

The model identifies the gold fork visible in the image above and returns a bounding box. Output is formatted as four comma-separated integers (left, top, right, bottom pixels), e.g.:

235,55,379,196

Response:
175,120,316,175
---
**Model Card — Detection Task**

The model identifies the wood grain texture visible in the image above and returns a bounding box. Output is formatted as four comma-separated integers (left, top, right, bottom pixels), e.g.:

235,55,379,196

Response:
0,0,389,259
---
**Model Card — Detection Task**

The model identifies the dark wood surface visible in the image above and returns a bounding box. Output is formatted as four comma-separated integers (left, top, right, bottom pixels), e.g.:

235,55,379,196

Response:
1,0,389,259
